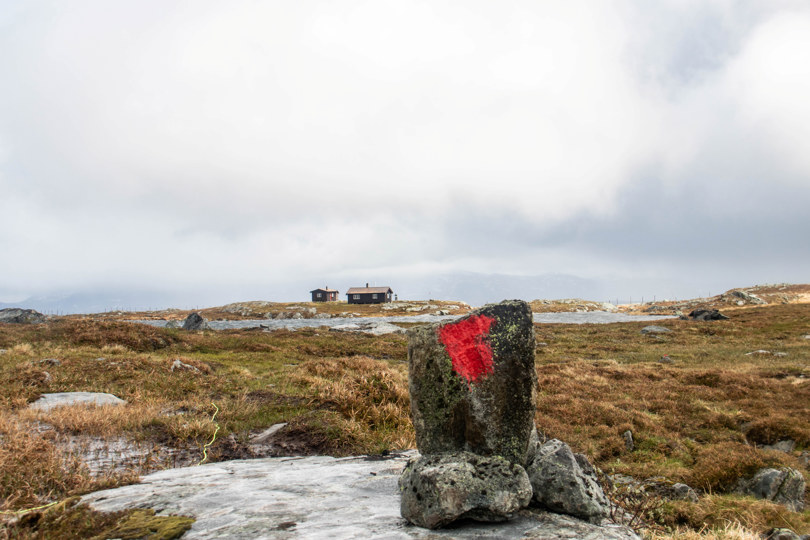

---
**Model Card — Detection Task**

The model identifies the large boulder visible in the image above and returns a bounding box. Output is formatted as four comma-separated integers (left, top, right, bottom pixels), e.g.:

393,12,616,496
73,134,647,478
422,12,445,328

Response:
182,312,210,331
526,439,610,523
0,308,46,324
734,468,805,512
407,300,537,466
399,451,532,529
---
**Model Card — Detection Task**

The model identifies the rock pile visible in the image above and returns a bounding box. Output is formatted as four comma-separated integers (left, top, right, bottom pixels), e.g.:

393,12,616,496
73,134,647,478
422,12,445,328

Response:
400,300,612,529
0,307,46,324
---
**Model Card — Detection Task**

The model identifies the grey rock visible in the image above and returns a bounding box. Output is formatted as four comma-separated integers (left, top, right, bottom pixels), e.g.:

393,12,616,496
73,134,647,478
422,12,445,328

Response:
0,307,47,324
735,467,805,512
171,359,200,373
399,451,532,529
762,440,796,454
408,300,537,466
29,392,127,411
526,439,609,523
165,320,181,329
182,312,210,331
799,451,809,468
728,289,766,305
689,309,729,321
82,451,640,539
641,326,671,334
0,348,6,354
623,430,634,451
42,371,52,383
764,529,801,540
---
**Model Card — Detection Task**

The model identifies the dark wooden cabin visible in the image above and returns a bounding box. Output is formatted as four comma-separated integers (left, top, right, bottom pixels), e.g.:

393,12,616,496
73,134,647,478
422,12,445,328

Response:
346,284,393,304
310,287,339,302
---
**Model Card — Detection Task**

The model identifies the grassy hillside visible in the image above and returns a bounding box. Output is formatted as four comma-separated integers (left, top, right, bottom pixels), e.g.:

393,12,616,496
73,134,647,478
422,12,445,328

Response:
1,293,808,538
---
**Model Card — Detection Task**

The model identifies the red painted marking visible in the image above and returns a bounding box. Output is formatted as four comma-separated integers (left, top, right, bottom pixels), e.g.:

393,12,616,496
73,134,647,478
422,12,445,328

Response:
438,314,496,384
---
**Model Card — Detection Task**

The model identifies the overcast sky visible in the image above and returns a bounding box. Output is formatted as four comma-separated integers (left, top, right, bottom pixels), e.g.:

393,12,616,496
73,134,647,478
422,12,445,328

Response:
1,1,809,308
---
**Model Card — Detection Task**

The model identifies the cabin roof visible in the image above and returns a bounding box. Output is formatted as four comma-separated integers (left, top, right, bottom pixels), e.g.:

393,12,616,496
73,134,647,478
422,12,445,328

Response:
346,286,392,295
310,288,339,293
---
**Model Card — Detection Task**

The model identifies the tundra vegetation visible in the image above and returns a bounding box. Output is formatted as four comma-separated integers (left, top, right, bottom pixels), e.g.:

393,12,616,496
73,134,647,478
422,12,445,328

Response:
0,288,808,539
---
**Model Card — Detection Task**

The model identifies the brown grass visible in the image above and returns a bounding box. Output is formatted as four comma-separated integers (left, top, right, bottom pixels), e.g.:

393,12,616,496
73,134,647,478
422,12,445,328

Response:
1,300,809,537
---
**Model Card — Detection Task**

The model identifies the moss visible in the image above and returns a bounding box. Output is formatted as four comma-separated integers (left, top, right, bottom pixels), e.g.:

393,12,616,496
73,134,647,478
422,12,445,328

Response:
95,509,195,540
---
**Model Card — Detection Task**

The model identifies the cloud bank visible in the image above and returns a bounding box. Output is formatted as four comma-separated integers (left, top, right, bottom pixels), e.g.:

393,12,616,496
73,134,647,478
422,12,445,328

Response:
1,1,808,307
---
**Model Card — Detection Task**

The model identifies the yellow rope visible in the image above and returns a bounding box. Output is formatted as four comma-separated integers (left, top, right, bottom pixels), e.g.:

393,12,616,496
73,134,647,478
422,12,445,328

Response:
198,402,220,465
0,501,59,516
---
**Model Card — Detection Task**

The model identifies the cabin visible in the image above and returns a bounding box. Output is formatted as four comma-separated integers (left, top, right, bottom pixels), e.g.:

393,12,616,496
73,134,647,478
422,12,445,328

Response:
346,284,393,304
310,287,339,302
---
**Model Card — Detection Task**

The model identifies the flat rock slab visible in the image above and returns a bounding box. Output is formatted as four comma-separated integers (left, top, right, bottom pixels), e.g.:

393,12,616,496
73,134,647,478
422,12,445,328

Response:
29,392,127,411
82,452,639,539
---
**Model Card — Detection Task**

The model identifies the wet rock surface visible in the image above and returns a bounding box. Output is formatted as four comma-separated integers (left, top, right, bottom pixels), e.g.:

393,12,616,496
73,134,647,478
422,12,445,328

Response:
399,451,532,529
82,452,640,539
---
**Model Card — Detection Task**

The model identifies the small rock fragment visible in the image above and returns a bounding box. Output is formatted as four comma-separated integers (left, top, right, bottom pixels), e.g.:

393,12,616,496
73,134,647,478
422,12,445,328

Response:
641,326,671,334
171,359,201,373
623,430,634,452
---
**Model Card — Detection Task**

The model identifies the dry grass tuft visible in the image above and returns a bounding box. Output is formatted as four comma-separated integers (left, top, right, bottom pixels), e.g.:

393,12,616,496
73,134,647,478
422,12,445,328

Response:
660,494,810,536
293,356,414,453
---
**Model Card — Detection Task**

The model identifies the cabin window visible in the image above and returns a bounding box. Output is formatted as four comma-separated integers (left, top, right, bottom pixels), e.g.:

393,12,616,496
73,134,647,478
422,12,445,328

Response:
372,294,378,299
353,294,360,300
317,292,322,298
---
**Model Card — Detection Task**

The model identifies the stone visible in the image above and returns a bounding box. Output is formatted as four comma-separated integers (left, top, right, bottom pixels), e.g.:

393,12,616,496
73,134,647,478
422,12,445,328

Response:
734,467,805,512
407,300,537,466
623,430,634,451
689,309,729,321
29,392,127,411
762,440,796,453
728,289,766,305
330,322,405,335
764,529,801,540
526,439,609,523
182,312,209,331
0,308,46,324
641,326,671,334
399,451,532,529
249,422,288,445
164,320,181,329
81,451,640,539
171,359,200,373
799,451,809,468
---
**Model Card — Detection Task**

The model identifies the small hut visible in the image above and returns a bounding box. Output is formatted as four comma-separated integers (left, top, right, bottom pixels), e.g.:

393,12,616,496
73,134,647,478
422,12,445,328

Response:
310,287,339,302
